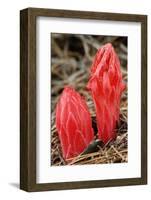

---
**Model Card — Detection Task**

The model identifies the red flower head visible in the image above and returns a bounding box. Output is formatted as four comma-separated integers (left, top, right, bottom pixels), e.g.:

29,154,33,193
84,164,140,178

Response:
87,43,126,144
55,86,94,160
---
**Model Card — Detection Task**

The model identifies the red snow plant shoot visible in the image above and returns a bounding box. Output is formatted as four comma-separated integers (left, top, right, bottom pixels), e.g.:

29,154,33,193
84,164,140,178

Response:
87,43,126,144
55,86,94,160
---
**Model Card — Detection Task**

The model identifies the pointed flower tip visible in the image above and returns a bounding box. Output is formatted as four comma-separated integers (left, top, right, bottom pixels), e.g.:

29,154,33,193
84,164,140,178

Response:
103,42,112,49
97,43,113,54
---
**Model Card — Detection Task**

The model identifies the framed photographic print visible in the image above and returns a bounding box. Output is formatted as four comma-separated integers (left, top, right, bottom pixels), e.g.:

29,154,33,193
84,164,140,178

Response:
20,8,147,192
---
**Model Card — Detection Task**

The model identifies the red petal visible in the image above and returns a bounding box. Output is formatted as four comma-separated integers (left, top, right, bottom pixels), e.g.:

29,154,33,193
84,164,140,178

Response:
87,43,126,144
55,86,94,160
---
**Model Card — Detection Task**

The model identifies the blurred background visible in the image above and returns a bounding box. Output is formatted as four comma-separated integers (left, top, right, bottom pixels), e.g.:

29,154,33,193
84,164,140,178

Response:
51,33,127,166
